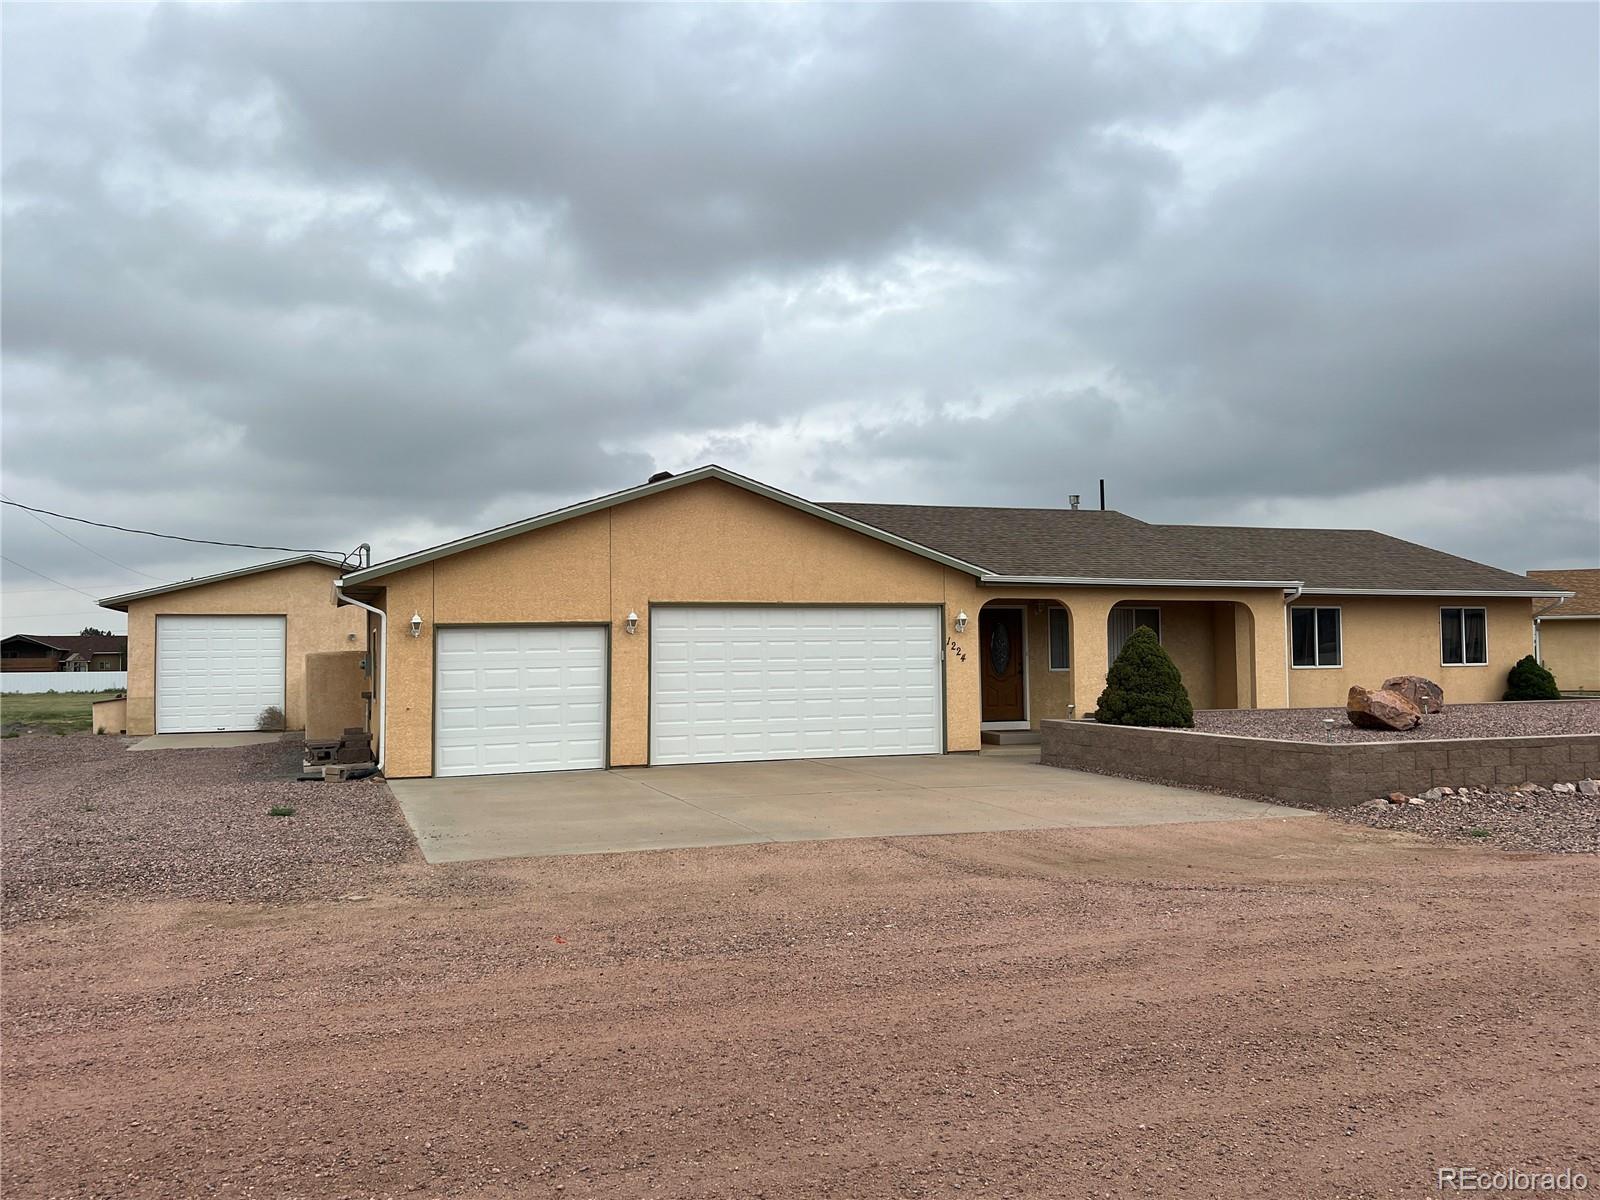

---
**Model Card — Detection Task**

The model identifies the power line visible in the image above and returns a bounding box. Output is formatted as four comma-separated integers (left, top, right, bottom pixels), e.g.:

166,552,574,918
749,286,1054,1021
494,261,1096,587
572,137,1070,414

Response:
0,498,347,558
0,555,105,602
1,492,164,581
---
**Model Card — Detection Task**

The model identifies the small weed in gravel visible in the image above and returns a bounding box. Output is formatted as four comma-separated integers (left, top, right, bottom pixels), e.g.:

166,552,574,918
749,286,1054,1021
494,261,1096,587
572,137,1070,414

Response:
269,804,297,818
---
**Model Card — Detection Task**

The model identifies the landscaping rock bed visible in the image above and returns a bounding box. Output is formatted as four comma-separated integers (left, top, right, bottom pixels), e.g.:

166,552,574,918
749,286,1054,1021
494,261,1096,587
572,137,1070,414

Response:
0,733,419,925
1330,781,1600,854
1194,700,1599,743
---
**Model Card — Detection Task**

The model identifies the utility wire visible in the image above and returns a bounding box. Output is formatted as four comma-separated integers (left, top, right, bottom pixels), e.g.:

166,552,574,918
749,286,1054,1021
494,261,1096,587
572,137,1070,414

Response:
0,555,106,603
1,492,165,581
0,498,346,558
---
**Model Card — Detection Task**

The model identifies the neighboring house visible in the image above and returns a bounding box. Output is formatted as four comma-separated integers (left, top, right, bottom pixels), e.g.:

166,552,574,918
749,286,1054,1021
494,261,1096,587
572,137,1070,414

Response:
0,633,128,673
334,465,1565,780
1529,568,1600,694
99,556,366,735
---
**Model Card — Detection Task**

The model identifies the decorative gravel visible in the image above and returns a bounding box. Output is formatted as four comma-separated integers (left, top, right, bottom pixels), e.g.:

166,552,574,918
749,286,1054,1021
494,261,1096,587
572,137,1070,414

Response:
0,734,419,925
1329,783,1600,854
1194,700,1600,743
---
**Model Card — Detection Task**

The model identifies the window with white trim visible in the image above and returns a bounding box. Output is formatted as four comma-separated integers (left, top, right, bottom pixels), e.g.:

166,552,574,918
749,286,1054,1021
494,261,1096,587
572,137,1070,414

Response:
1047,607,1070,671
1290,607,1341,668
1108,606,1160,661
1441,607,1487,665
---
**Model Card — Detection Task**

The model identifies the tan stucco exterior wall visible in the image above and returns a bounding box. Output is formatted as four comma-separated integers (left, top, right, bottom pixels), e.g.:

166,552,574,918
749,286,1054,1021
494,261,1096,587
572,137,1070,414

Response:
377,479,984,778
92,696,127,735
1285,596,1534,707
1539,618,1600,692
1024,604,1072,727
122,562,366,735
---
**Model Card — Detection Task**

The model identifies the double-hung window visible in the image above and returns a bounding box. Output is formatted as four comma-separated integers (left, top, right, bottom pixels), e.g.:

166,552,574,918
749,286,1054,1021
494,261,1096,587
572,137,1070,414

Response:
1047,607,1070,671
1290,607,1341,668
1441,607,1487,666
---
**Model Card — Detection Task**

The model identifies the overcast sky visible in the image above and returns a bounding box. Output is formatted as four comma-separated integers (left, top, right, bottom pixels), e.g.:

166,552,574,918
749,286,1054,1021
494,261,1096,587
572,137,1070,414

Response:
3,3,1596,636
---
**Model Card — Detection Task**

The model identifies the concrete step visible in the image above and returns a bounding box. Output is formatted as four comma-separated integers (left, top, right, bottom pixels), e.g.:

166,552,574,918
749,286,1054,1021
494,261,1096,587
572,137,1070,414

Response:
980,729,1041,746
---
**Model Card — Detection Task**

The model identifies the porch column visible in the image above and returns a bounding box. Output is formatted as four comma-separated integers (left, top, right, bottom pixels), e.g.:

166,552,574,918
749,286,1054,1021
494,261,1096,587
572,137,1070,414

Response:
1065,595,1115,718
1242,593,1289,709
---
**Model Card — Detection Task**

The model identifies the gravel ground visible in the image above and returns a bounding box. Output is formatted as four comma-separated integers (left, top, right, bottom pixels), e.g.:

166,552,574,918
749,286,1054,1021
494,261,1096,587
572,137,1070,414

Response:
0,733,419,925
3,820,1596,1200
1330,784,1600,853
1194,699,1600,742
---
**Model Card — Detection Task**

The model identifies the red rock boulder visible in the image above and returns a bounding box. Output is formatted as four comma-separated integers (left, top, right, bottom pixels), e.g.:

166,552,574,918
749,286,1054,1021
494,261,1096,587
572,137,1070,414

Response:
1347,685,1423,731
1381,675,1445,714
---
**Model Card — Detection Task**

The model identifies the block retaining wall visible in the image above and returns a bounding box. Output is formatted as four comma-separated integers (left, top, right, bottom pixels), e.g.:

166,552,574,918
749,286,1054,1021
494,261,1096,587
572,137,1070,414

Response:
1040,719,1600,808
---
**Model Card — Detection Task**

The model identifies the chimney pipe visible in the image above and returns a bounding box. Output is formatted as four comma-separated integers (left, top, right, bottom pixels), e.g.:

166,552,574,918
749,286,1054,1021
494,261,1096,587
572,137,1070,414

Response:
1068,495,1080,510
1099,479,1106,511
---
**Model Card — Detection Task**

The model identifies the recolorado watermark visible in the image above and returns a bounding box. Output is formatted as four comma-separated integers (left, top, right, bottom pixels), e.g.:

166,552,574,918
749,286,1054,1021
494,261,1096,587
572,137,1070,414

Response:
1438,1167,1589,1192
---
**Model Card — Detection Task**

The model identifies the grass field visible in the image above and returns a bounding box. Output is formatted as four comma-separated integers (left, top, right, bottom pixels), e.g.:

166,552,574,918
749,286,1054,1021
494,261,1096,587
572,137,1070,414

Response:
0,692,121,735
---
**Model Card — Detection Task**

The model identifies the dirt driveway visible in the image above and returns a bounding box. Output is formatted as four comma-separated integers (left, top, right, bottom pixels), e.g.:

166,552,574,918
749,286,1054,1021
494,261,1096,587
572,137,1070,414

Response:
4,745,1597,1200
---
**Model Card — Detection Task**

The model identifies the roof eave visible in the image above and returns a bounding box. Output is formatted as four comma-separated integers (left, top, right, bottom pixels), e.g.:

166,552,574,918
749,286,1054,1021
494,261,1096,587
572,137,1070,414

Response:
339,465,989,586
1297,587,1572,598
980,575,1303,590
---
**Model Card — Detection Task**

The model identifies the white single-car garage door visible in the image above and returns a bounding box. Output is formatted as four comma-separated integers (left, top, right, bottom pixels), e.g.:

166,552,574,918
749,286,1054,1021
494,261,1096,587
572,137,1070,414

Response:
651,606,942,765
434,625,607,778
156,615,287,734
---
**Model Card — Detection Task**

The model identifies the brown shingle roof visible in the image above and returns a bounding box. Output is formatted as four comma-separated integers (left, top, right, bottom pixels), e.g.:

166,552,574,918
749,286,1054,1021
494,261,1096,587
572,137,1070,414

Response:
1528,569,1600,617
3,634,127,655
822,503,1553,593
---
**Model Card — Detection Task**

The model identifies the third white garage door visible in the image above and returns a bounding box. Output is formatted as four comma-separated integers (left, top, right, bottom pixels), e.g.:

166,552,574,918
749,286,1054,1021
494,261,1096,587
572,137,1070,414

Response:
650,606,942,765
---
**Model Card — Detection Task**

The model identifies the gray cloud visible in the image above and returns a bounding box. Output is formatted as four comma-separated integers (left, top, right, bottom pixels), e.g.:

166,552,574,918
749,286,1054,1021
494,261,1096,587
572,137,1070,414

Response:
2,3,1595,635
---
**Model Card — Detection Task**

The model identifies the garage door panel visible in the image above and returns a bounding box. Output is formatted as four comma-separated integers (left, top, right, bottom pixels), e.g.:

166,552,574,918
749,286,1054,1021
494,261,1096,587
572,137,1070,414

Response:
434,626,607,778
156,615,287,734
650,606,941,765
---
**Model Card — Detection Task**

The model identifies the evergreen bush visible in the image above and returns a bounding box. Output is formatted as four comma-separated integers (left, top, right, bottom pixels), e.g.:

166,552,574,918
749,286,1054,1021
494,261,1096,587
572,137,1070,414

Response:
1093,626,1195,728
1503,655,1560,701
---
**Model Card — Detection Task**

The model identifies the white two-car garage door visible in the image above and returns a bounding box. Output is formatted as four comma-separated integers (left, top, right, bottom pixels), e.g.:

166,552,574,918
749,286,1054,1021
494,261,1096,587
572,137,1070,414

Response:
156,615,287,734
434,626,608,778
650,606,942,765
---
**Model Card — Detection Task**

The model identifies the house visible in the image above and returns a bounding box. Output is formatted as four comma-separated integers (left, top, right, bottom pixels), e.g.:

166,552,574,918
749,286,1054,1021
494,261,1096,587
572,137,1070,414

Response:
99,556,366,735
335,465,1565,780
0,633,127,673
1529,568,1600,694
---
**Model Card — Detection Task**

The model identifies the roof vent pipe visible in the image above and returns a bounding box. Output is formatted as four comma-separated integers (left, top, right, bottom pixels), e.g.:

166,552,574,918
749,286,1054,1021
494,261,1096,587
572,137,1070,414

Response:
1068,495,1080,510
1099,479,1106,511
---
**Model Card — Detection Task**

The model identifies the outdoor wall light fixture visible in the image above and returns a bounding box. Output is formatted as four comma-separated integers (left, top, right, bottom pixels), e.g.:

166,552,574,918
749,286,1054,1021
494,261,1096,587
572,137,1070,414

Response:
625,611,639,635
954,611,969,634
409,613,423,639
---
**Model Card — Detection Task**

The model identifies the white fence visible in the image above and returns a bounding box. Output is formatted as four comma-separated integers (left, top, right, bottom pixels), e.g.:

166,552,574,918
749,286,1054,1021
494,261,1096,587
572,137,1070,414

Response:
1,672,127,694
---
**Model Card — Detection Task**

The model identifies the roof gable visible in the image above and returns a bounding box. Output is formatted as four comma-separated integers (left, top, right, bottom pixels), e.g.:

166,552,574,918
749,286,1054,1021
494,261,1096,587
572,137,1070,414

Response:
340,466,987,586
100,555,346,611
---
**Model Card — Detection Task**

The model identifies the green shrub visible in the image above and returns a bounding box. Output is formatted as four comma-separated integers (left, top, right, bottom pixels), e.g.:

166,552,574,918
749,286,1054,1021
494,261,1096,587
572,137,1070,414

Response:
1503,655,1560,701
1094,626,1195,728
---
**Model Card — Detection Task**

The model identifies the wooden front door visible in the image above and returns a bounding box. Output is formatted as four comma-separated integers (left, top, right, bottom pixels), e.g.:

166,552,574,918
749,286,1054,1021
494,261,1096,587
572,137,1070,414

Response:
979,608,1026,722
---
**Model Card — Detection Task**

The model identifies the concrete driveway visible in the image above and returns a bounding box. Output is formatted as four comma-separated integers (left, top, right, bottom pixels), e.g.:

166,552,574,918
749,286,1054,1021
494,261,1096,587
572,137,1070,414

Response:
387,749,1311,863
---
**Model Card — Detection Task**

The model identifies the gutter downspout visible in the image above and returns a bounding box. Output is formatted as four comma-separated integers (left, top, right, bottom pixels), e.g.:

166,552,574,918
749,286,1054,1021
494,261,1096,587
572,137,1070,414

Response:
1533,594,1570,665
1283,585,1303,708
334,580,386,773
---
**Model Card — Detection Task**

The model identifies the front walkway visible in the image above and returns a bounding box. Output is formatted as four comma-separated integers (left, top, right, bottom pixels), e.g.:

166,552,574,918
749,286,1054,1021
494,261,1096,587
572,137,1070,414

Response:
386,749,1311,863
